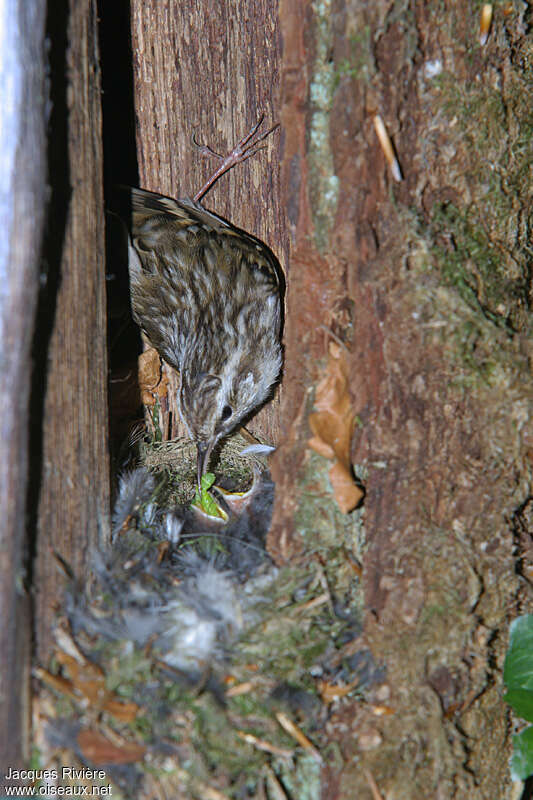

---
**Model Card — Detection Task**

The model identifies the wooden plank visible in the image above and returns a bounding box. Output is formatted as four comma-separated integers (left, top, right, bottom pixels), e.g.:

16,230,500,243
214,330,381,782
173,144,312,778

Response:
0,0,47,769
34,0,110,665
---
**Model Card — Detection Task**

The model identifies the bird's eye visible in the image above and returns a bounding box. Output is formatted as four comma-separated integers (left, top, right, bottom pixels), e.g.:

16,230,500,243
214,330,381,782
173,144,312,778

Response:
133,236,150,253
221,405,233,422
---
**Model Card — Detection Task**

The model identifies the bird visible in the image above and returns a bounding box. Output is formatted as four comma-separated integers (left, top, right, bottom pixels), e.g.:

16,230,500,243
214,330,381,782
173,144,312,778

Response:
124,117,283,490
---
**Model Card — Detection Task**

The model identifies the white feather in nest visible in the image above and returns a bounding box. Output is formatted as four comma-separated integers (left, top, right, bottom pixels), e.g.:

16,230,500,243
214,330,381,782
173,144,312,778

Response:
111,467,156,538
68,465,276,676
42,460,370,799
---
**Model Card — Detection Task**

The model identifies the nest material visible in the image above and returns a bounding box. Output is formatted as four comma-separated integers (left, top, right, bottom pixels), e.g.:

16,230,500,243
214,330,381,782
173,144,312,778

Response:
139,432,268,505
35,455,373,799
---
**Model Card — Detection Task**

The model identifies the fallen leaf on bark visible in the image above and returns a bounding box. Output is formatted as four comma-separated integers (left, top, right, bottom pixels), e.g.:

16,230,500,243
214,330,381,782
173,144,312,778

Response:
308,342,364,513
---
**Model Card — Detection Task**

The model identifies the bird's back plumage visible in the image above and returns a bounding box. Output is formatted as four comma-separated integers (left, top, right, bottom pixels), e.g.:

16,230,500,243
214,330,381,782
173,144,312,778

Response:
125,186,283,450
127,188,281,367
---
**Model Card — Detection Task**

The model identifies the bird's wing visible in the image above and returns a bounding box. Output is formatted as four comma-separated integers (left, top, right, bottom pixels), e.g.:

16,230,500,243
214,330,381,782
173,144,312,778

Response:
129,187,230,234
128,187,282,294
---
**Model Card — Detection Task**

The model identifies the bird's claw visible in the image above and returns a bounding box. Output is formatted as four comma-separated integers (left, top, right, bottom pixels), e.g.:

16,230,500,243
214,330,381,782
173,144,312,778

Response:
193,115,279,203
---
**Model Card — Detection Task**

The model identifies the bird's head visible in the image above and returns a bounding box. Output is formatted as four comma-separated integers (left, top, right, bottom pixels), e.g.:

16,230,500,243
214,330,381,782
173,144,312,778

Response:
179,349,281,491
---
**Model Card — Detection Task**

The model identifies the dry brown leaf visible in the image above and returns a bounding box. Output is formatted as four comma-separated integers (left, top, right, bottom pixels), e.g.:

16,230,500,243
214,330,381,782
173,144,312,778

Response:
308,342,363,512
329,460,364,514
34,667,78,700
55,651,107,705
318,677,359,703
55,650,140,721
77,728,146,765
307,435,335,460
102,698,141,723
138,347,168,405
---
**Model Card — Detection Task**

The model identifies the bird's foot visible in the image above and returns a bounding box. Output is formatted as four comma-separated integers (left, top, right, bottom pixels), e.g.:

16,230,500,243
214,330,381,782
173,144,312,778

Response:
192,114,279,203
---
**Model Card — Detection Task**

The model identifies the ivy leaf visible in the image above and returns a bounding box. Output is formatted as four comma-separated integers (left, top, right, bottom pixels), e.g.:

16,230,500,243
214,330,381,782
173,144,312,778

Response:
510,727,533,781
504,689,533,724
504,615,533,692
504,615,533,780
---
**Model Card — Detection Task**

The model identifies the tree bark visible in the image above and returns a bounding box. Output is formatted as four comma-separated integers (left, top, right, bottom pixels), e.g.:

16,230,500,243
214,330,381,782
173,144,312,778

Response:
270,0,531,796
34,0,109,665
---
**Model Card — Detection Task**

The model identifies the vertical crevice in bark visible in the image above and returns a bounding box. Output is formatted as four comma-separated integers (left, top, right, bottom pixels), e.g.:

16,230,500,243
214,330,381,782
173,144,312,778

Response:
97,0,143,470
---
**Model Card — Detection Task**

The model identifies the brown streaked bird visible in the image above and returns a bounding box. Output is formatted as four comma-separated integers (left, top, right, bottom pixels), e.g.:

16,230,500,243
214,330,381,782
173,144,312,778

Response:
125,118,283,490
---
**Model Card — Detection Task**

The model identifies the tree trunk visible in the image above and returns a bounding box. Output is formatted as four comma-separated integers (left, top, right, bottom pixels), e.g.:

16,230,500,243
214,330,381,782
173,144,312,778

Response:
0,0,47,770
270,0,531,796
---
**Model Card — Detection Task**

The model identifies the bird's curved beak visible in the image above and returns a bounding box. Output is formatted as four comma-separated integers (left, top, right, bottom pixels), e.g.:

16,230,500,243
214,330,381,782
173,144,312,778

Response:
196,440,213,493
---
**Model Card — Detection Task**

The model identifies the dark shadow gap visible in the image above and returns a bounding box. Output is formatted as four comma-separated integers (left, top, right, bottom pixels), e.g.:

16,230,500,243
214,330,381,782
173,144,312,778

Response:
97,0,143,475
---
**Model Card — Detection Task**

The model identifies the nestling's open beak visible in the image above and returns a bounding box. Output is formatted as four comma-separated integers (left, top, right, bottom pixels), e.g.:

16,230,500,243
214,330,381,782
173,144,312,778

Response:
196,440,213,493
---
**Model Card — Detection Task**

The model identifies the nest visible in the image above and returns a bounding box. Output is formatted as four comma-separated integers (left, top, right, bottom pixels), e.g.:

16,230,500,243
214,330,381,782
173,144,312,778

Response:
139,432,269,506
34,448,372,799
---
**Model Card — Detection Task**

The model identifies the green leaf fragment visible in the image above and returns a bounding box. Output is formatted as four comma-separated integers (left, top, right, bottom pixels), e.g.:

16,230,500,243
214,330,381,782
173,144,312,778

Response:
191,472,225,519
504,688,533,724
504,615,533,781
504,615,533,691
511,727,533,781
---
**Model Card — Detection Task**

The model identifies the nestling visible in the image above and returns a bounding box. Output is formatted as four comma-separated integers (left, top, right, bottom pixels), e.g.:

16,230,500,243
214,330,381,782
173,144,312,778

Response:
125,119,283,488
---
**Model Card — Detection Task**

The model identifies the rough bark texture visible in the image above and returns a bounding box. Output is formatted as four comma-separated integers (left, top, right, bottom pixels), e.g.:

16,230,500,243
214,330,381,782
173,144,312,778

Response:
130,0,286,445
28,0,529,795
34,0,109,665
270,0,532,797
0,0,47,771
